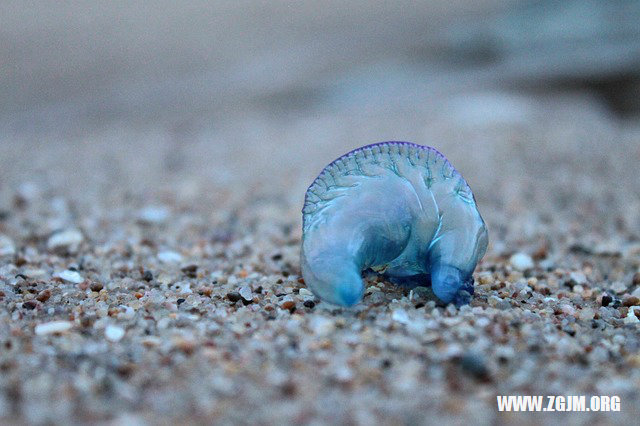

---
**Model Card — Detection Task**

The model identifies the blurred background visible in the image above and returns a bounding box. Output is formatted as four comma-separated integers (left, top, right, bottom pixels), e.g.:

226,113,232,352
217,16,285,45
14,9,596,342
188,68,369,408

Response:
2,0,639,223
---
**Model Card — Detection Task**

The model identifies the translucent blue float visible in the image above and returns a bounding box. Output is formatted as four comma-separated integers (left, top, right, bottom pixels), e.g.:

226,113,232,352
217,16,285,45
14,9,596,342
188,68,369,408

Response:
301,142,488,307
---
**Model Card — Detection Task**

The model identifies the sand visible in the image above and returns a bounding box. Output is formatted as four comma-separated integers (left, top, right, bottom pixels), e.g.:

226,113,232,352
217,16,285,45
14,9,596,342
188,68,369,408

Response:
1,3,640,424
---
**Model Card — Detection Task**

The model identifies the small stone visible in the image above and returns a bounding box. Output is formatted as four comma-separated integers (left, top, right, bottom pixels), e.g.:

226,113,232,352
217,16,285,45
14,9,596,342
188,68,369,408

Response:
90,282,104,292
105,325,125,342
238,286,253,301
174,338,196,355
459,352,490,381
36,290,51,302
478,273,493,285
303,300,315,308
176,298,186,305
309,316,334,335
509,253,534,271
601,293,613,307
610,281,628,294
137,206,169,224
226,292,241,302
35,321,72,335
632,272,640,286
333,364,354,383
632,287,640,298
412,286,436,300
0,235,16,257
47,229,83,253
143,270,154,281
579,308,594,321
623,307,639,325
158,250,183,264
181,264,198,277
16,182,40,204
392,308,410,324
298,288,314,297
281,300,296,311
560,304,576,316
623,296,640,307
22,301,37,310
569,272,587,285
55,270,84,284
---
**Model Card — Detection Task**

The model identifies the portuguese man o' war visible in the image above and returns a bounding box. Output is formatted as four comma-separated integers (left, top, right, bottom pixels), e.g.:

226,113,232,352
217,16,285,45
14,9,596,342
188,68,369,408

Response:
301,142,488,307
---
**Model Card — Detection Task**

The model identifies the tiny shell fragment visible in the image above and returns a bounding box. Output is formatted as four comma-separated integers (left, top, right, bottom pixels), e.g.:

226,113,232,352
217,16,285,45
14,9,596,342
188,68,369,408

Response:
35,321,73,335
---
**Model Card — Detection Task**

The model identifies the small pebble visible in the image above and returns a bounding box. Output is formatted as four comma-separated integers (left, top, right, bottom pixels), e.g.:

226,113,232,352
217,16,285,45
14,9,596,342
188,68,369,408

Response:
601,293,613,307
623,307,639,325
281,300,296,311
238,286,253,301
56,270,84,284
560,304,576,316
579,308,594,321
35,321,72,335
22,301,37,310
509,253,534,271
610,281,628,294
309,316,334,335
459,352,490,381
47,229,84,253
298,288,314,297
181,264,198,277
226,292,242,302
158,251,183,264
623,296,640,307
303,300,315,308
90,282,104,292
0,235,16,257
36,290,51,302
105,325,126,342
391,308,410,324
137,206,169,224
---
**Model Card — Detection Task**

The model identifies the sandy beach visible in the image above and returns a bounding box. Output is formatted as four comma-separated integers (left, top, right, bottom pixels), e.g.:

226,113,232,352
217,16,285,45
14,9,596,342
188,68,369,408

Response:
1,1,640,424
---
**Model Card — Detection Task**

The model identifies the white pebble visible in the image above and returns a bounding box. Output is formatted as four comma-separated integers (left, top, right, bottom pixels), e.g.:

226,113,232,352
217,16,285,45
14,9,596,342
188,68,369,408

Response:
579,308,594,321
391,308,410,324
610,281,628,294
309,316,334,335
47,229,84,252
509,253,534,271
137,206,169,224
55,270,84,284
158,250,183,263
623,307,639,325
238,286,253,301
632,287,640,298
17,182,40,201
298,288,314,297
569,271,587,285
105,325,125,342
0,235,16,257
560,304,576,316
35,321,72,335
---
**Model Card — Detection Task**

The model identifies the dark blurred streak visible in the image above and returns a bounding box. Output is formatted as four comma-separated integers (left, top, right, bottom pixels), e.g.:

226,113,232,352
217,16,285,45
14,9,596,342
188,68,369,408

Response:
418,0,640,116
